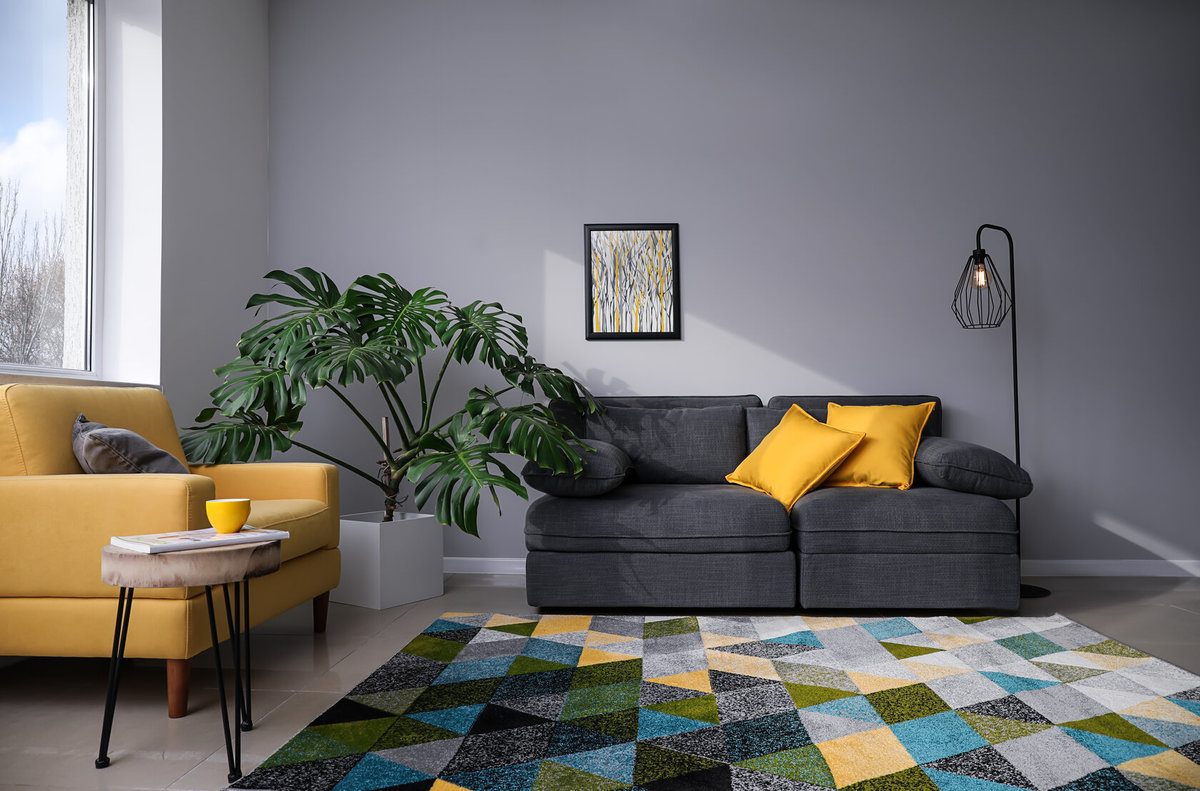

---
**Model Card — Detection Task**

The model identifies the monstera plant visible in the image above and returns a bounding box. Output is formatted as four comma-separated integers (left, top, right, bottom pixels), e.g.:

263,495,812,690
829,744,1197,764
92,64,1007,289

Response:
182,268,597,535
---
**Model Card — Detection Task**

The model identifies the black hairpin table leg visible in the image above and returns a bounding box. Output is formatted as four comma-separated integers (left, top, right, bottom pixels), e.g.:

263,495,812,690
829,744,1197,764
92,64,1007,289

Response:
241,578,253,731
96,587,134,769
207,585,240,783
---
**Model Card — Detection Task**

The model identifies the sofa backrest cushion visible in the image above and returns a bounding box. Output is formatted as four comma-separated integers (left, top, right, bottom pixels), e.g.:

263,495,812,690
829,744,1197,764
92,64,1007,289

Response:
747,408,789,450
0,384,186,476
550,394,762,437
766,395,942,438
585,405,747,484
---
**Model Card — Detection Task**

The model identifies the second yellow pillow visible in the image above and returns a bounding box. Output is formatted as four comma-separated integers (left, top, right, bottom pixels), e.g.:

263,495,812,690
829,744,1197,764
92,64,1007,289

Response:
823,402,936,489
726,405,865,508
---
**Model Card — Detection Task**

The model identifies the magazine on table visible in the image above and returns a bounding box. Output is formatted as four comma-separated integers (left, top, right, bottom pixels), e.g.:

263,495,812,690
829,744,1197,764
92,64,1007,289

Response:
110,527,290,554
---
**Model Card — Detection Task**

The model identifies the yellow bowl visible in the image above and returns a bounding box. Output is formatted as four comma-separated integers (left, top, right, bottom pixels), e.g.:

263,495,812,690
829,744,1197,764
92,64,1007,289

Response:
206,498,251,534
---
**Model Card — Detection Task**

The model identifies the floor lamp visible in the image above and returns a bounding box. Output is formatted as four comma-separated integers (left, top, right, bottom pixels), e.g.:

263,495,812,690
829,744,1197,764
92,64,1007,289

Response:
952,223,1049,599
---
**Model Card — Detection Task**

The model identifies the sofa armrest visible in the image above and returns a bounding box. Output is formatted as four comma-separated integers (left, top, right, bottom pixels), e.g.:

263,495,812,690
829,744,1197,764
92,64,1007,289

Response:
522,439,631,498
189,462,339,510
915,437,1032,499
0,473,214,597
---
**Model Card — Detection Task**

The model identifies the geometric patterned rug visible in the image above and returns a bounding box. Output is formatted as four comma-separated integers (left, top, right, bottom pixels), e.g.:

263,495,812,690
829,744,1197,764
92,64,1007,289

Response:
232,612,1200,791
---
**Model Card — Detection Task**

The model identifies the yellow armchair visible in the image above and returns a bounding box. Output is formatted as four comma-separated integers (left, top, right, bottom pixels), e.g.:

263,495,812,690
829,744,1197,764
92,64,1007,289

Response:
0,383,340,718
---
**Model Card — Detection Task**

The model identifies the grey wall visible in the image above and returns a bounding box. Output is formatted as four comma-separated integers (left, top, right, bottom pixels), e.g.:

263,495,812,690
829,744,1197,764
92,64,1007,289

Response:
160,0,270,423
268,0,1200,570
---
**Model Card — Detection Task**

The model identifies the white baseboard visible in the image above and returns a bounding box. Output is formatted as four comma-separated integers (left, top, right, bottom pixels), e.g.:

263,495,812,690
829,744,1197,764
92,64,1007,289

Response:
445,556,1199,578
1021,559,1200,577
444,556,526,575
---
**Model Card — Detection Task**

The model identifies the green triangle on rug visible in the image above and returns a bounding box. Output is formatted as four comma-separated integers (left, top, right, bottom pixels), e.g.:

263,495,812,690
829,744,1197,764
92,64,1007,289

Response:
1060,713,1166,746
880,641,942,659
644,617,700,639
959,712,1051,744
534,760,626,791
735,744,835,787
308,716,397,752
492,621,539,637
785,682,858,708
258,728,362,769
647,693,720,724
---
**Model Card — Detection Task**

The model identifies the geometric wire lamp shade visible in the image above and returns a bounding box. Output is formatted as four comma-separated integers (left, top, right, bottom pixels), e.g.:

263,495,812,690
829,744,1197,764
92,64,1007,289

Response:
952,248,1012,329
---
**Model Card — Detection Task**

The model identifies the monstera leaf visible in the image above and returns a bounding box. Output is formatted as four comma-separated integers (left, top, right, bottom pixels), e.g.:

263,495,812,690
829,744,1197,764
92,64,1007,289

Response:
291,331,419,387
500,355,599,412
438,301,528,368
238,268,356,366
209,358,305,422
405,414,526,536
183,409,297,464
350,275,447,356
467,388,583,475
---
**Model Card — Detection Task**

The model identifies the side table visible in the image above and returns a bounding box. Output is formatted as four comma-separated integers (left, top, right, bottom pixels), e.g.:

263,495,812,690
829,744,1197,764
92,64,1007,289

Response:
95,541,281,783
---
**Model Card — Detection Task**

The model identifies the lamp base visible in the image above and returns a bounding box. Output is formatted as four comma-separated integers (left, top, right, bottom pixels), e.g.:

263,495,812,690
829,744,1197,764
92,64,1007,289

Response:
1020,583,1051,599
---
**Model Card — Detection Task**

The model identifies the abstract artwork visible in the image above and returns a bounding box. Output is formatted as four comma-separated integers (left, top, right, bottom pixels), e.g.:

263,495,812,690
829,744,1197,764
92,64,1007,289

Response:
233,611,1200,791
585,224,681,340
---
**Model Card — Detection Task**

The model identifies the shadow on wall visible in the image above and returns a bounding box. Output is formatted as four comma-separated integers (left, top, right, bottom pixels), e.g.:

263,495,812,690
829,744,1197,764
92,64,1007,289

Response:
542,249,860,399
1094,512,1200,577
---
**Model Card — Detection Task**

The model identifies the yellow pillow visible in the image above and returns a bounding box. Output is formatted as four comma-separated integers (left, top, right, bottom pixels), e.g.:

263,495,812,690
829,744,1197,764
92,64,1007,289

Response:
823,402,936,489
726,405,865,508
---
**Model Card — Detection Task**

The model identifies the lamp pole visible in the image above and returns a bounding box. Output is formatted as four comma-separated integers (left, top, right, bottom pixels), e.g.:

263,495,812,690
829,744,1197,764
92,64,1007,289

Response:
964,224,1048,599
975,224,1020,476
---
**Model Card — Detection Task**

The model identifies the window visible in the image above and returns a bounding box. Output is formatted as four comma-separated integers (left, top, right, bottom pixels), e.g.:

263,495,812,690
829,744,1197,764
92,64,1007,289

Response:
0,0,95,372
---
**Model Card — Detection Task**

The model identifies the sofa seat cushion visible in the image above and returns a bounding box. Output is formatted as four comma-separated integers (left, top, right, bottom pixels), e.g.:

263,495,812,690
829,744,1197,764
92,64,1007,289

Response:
525,484,791,552
248,499,336,562
791,487,1017,554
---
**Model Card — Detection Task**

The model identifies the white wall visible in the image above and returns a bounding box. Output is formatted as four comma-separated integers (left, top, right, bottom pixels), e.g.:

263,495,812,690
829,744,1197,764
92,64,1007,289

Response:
267,0,1200,574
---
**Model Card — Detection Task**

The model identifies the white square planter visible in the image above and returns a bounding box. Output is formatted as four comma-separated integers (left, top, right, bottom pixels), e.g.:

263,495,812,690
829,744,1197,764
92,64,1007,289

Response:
331,511,444,609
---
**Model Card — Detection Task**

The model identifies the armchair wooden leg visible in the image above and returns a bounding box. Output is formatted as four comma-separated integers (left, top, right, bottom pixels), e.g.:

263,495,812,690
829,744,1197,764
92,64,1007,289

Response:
313,591,329,634
167,658,190,718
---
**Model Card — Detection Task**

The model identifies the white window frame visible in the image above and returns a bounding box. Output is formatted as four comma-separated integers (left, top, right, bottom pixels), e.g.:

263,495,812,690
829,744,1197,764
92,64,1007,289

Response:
0,0,104,381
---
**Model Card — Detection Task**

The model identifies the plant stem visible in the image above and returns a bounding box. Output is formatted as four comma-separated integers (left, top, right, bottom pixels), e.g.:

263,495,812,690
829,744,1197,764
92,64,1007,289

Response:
423,353,455,432
328,384,393,461
290,438,388,490
377,383,410,449
417,359,429,418
383,381,418,440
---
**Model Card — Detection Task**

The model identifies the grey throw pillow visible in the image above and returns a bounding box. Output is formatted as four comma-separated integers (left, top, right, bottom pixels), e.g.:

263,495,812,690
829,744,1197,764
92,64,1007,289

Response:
586,405,747,484
522,439,631,497
915,437,1032,499
72,414,189,474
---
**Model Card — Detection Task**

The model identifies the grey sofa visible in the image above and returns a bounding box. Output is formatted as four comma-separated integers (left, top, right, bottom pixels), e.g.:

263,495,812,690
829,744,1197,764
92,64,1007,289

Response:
524,395,1030,611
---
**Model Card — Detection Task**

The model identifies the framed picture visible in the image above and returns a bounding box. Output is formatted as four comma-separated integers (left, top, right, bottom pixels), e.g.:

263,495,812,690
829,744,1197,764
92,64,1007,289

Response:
584,223,681,340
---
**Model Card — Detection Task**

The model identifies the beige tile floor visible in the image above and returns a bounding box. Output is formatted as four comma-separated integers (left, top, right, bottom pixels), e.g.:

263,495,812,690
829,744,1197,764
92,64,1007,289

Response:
0,574,1197,791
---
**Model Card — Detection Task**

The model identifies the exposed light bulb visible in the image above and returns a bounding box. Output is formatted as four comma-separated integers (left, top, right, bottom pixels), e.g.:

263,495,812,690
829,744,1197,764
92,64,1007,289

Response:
973,263,989,288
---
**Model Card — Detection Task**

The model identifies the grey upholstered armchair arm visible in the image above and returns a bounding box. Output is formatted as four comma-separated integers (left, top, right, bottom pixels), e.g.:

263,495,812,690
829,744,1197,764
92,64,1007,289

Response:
915,437,1033,499
522,438,632,497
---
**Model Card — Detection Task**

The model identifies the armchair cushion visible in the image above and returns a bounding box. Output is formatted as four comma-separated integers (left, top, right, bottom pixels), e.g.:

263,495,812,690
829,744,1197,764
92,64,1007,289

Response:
914,437,1033,499
72,414,188,474
522,439,631,497
248,499,337,562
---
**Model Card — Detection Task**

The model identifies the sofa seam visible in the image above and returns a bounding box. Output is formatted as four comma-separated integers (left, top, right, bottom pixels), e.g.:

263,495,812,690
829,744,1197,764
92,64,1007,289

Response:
0,385,30,475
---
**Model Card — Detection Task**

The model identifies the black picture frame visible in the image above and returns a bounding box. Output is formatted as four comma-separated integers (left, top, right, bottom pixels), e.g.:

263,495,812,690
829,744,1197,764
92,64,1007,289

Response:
584,223,681,341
